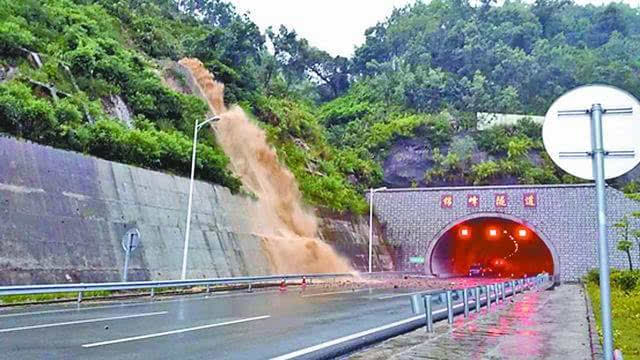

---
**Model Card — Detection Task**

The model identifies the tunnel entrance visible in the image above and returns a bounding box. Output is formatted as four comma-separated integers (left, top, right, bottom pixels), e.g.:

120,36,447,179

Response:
429,217,554,278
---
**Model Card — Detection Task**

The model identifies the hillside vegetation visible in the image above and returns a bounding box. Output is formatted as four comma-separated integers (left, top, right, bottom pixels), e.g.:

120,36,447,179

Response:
2,0,640,213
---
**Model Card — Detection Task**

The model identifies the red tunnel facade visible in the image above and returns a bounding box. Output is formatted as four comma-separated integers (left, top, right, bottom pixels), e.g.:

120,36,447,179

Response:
430,217,554,278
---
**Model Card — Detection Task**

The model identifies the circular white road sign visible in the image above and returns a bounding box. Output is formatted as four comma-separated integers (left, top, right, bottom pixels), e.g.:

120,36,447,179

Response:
543,85,640,180
122,228,141,252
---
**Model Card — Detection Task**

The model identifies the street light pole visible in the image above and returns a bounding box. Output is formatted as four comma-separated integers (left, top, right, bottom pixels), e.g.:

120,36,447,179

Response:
181,116,220,280
368,187,387,273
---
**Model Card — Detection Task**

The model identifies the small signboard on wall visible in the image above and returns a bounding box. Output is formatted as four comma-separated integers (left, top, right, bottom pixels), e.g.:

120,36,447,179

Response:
495,193,508,208
523,193,537,208
467,194,479,208
441,195,453,208
409,256,425,264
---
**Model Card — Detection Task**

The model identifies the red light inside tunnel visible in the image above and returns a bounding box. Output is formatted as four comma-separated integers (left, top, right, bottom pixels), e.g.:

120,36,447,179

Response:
431,216,554,278
459,227,470,238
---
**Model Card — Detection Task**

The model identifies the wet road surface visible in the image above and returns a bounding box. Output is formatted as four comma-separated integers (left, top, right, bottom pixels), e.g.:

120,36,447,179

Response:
0,277,503,359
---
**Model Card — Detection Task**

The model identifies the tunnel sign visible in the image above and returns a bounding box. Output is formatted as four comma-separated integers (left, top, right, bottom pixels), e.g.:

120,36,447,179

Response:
494,194,508,207
467,194,479,208
409,256,425,264
441,194,453,208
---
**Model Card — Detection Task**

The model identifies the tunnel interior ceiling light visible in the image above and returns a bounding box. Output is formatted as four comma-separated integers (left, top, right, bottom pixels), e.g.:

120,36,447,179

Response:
488,228,498,237
518,228,528,238
459,227,470,238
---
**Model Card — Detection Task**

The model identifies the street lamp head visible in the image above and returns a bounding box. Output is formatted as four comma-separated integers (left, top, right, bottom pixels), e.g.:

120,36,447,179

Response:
196,116,221,130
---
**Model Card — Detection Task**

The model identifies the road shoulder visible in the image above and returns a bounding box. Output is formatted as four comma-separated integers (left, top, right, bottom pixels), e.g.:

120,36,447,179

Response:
349,284,592,360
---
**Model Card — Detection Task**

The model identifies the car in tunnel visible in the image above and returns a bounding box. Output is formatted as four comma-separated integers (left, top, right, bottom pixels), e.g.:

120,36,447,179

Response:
468,263,495,277
468,263,483,277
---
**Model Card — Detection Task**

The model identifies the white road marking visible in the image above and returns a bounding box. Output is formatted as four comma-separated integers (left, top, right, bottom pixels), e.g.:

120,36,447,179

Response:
269,312,434,360
82,315,271,348
271,302,486,360
0,311,167,333
0,290,272,319
302,289,369,298
0,302,161,318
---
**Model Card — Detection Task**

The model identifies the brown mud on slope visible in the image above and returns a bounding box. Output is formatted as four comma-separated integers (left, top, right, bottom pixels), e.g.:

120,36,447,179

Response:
178,58,352,274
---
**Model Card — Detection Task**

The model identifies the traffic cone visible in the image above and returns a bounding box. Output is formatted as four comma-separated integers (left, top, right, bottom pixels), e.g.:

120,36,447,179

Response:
301,276,307,291
279,278,287,292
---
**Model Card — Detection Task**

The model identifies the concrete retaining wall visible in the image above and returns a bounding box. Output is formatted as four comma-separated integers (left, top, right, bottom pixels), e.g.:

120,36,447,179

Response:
0,136,389,285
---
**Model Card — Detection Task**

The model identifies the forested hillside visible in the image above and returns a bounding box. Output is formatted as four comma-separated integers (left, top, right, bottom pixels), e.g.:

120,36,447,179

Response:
2,0,640,214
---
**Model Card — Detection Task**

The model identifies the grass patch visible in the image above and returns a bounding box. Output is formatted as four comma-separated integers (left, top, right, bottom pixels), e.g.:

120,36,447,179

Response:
586,282,640,359
1,290,112,304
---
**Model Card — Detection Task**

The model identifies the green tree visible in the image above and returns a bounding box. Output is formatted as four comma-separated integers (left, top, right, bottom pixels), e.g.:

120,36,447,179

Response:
267,25,350,101
614,216,634,270
632,211,640,262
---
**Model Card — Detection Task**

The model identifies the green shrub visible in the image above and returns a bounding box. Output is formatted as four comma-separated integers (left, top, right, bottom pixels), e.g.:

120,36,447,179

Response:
0,82,59,141
587,269,640,293
617,271,638,293
471,161,501,185
66,119,241,191
585,268,600,285
0,20,35,55
610,270,640,292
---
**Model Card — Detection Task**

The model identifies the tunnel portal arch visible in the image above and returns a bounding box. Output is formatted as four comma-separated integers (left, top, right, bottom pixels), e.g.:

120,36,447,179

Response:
426,212,560,278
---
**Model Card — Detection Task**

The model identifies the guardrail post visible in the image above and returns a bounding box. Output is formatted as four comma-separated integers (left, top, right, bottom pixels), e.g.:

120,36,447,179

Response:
424,294,433,332
475,287,481,313
77,291,83,303
463,289,469,318
501,283,506,302
410,294,422,314
446,290,454,324
206,284,210,293
150,288,155,298
247,283,253,293
485,285,491,309
491,284,497,304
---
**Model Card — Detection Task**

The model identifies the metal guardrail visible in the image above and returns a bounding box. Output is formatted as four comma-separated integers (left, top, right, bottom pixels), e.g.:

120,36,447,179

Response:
0,272,357,303
410,274,553,332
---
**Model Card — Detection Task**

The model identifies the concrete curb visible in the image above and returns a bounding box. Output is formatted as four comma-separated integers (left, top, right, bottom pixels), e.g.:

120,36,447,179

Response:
582,282,604,360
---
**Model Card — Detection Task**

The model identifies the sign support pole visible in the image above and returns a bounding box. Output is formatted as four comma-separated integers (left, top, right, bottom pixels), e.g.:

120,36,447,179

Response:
369,188,374,273
123,233,134,282
591,103,614,360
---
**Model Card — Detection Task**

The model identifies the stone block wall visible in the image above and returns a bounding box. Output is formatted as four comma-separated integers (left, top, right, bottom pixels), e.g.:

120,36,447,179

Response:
369,184,640,281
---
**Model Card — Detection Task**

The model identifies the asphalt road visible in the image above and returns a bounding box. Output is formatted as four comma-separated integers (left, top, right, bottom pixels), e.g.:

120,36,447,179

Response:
0,284,436,359
0,277,503,360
